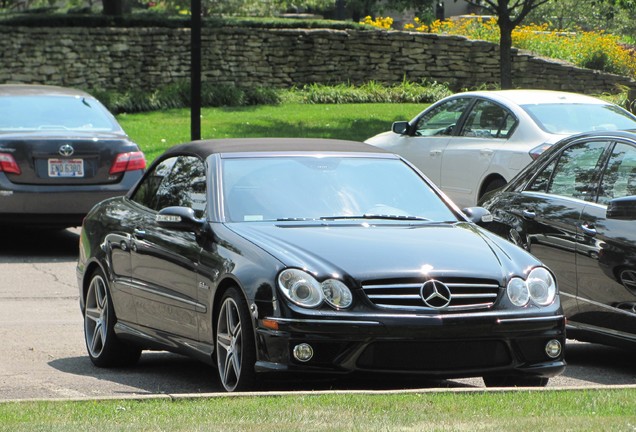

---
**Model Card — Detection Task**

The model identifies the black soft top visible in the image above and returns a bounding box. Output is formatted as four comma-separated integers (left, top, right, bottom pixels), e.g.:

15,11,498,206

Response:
161,137,390,160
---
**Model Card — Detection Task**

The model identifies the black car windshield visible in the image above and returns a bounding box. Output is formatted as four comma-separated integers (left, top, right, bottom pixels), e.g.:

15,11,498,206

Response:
522,103,636,134
0,95,119,132
222,156,458,223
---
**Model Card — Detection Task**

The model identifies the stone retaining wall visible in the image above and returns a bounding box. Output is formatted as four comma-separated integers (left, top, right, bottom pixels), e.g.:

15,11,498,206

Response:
1,25,634,94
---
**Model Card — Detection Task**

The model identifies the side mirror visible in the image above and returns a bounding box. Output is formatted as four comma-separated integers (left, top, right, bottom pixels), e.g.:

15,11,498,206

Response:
462,206,494,225
392,121,410,135
156,206,207,234
607,196,636,220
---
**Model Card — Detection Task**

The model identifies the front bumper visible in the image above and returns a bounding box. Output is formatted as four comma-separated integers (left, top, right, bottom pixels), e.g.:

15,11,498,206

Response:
254,312,566,379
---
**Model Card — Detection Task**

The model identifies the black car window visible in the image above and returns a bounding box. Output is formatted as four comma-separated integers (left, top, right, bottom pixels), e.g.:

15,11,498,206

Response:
131,157,178,209
526,158,558,193
132,156,207,217
459,100,516,139
598,142,636,205
414,98,471,136
530,141,607,201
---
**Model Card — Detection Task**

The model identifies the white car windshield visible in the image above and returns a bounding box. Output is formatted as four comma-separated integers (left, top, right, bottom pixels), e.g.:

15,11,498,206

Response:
222,156,458,223
0,95,119,132
522,103,636,134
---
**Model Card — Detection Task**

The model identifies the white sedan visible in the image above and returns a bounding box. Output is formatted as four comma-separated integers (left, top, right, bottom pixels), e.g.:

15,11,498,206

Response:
365,90,636,208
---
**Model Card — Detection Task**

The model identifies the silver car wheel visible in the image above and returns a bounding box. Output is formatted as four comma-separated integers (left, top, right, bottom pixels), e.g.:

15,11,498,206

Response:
85,274,109,359
216,296,243,392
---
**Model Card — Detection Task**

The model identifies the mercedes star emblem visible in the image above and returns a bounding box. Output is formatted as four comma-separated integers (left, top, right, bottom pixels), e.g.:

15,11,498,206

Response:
420,279,452,309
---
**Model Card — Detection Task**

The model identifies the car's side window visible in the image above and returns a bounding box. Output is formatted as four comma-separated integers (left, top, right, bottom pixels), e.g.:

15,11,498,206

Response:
131,155,207,217
459,100,516,139
131,157,178,209
414,98,471,136
547,141,609,201
533,141,608,200
526,158,558,193
154,156,207,217
598,142,636,205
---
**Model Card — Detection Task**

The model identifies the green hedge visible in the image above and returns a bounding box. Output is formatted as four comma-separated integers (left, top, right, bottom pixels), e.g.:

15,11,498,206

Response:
89,80,453,114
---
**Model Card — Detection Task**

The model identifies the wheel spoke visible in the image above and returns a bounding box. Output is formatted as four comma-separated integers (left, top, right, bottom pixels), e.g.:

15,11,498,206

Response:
91,321,103,353
85,306,101,323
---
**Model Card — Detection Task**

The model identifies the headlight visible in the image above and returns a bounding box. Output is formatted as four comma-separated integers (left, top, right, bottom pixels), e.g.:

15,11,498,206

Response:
506,267,557,307
322,279,353,309
527,267,557,306
278,269,353,309
507,277,530,307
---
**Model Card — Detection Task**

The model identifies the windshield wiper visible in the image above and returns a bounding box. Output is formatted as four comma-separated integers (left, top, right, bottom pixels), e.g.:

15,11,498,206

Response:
320,214,429,221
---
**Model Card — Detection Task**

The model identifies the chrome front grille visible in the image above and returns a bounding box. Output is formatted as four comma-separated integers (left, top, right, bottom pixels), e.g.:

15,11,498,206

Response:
362,277,501,311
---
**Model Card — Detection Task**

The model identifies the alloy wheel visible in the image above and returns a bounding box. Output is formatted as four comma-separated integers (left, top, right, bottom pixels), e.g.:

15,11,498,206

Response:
85,274,109,359
216,296,244,392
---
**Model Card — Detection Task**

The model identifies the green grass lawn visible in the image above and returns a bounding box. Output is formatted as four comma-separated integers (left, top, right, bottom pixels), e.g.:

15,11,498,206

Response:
117,103,423,162
1,389,635,431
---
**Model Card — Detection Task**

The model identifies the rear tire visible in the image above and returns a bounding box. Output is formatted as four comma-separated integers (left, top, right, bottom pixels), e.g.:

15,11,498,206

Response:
480,177,507,199
483,376,549,387
215,287,257,392
83,268,141,368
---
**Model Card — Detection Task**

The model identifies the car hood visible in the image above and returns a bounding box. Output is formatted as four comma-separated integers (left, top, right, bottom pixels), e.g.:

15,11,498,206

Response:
226,221,538,283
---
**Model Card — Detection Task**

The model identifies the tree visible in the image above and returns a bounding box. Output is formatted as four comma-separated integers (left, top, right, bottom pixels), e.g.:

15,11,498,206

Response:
102,0,125,15
463,0,549,89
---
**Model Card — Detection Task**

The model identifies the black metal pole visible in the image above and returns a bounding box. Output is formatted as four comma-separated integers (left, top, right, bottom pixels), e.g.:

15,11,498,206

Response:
190,0,202,141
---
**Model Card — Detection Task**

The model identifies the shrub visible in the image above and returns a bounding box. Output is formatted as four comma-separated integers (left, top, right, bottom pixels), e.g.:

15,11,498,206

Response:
89,80,452,113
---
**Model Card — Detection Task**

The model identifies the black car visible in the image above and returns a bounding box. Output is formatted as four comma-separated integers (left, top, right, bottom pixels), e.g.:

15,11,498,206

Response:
77,138,565,392
479,130,636,350
0,84,145,228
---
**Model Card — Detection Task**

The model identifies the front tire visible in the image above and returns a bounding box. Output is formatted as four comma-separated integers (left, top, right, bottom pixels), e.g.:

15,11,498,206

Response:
483,376,549,387
215,287,257,392
84,269,141,367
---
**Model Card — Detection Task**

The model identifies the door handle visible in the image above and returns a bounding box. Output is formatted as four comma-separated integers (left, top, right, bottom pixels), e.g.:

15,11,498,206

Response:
430,149,442,156
580,223,597,236
133,228,146,239
521,209,536,219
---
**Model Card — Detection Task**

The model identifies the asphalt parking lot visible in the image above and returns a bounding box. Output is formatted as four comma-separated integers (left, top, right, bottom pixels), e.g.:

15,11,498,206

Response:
1,228,635,401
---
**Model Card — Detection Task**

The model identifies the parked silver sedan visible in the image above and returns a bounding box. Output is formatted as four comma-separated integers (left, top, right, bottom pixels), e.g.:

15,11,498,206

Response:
365,90,636,208
0,84,146,228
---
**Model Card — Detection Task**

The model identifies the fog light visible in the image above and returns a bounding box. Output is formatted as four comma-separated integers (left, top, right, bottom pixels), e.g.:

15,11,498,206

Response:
293,343,314,362
545,339,562,358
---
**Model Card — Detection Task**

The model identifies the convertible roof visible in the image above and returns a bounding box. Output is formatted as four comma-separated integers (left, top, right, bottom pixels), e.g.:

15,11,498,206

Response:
161,137,389,159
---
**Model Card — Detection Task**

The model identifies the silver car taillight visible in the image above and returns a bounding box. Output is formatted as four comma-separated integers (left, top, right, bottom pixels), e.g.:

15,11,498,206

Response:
529,144,552,160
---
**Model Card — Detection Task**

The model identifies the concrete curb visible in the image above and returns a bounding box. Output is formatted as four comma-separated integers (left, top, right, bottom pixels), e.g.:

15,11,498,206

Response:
3,384,636,404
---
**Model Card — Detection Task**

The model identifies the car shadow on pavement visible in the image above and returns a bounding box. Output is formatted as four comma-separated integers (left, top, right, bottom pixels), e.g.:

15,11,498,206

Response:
561,341,636,386
0,227,79,262
48,351,479,395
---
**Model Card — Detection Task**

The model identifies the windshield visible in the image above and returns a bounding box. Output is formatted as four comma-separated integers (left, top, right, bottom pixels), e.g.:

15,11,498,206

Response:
0,95,120,132
222,156,458,223
522,103,636,134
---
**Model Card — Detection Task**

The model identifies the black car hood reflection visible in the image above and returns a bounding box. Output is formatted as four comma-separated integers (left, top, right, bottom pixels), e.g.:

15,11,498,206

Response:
227,221,526,282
